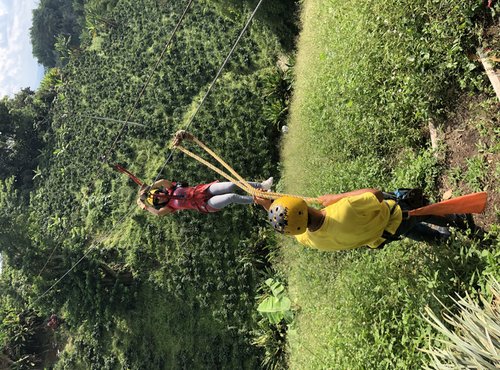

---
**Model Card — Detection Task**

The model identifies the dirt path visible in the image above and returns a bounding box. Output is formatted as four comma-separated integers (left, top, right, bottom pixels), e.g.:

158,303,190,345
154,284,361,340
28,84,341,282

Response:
438,93,499,230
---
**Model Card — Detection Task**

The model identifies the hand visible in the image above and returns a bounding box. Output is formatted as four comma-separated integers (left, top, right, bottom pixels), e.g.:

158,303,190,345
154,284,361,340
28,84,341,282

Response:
318,194,340,207
172,130,194,146
137,195,148,210
254,195,273,210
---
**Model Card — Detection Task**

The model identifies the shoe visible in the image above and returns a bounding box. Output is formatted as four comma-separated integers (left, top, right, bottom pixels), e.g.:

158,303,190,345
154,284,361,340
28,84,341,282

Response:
261,177,273,191
425,223,451,238
451,214,475,231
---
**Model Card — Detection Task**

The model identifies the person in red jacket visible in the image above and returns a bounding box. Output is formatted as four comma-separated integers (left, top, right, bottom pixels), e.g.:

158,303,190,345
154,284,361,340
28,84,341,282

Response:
137,130,273,215
137,177,272,216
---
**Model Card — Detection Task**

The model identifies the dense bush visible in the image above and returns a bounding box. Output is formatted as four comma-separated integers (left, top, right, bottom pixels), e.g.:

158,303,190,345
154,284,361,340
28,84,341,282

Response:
2,0,296,367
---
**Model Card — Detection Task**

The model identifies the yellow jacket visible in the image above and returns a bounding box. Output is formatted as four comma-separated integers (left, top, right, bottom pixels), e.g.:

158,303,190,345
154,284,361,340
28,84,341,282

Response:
295,192,402,251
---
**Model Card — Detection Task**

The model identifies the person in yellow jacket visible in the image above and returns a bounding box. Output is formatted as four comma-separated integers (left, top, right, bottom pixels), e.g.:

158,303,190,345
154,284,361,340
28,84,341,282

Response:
255,189,464,251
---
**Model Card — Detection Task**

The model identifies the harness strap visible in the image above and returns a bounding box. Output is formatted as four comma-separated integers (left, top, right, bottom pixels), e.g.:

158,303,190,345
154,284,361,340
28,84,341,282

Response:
114,164,144,186
381,230,400,241
174,134,321,204
381,201,403,242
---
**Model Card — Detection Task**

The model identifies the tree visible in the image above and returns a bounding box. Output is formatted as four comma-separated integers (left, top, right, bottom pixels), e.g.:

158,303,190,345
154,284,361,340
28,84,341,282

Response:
30,0,84,68
0,100,16,180
0,87,55,190
0,178,34,270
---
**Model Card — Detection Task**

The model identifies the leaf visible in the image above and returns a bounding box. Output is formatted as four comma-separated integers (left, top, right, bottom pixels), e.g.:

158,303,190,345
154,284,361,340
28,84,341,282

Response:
265,278,285,297
480,250,490,258
442,189,453,200
257,296,292,324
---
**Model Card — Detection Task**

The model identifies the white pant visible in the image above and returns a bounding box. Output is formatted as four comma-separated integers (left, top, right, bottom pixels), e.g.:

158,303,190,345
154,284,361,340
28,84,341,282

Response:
206,182,263,209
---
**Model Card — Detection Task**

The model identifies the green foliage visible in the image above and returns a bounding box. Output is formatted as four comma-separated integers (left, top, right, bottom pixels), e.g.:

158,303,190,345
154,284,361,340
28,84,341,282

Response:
389,149,441,198
0,277,54,370
252,318,289,370
2,0,297,368
0,178,41,272
464,155,489,191
30,0,85,68
207,0,299,51
257,278,293,324
262,62,294,131
253,275,292,370
282,232,500,369
423,278,500,369
54,35,74,65
0,88,55,192
280,0,499,368
283,0,485,195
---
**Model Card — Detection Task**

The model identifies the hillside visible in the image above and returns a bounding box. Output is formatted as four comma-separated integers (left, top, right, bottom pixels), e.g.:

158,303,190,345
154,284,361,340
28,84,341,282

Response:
1,0,297,368
282,0,500,368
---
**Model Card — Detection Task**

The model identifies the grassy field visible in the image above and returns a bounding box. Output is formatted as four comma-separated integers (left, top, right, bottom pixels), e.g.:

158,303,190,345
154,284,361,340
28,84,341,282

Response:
3,0,498,368
280,0,500,368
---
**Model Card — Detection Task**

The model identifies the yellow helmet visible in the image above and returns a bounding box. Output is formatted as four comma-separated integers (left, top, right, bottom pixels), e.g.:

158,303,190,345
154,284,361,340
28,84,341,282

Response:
140,187,164,208
268,197,308,235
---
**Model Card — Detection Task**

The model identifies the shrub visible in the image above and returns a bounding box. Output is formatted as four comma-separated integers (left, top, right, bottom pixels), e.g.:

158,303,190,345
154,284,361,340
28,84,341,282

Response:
423,278,500,369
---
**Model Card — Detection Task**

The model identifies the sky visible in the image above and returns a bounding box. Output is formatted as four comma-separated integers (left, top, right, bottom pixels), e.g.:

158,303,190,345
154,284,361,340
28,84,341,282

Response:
0,0,45,98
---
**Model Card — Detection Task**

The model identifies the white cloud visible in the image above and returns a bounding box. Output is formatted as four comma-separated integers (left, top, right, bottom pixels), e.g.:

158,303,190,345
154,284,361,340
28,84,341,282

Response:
0,0,43,98
0,1,8,17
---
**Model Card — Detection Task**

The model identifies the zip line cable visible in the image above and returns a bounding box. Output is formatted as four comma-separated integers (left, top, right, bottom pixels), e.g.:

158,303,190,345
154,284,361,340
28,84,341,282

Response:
33,1,194,297
104,0,194,161
152,0,266,183
82,114,146,127
31,0,265,306
32,203,137,306
37,246,58,278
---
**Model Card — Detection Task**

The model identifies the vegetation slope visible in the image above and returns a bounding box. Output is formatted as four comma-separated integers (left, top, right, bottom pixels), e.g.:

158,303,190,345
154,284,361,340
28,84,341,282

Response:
281,0,500,368
1,0,298,368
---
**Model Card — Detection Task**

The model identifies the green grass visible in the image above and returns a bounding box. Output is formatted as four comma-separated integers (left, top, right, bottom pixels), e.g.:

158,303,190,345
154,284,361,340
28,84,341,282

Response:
280,0,500,368
284,0,485,195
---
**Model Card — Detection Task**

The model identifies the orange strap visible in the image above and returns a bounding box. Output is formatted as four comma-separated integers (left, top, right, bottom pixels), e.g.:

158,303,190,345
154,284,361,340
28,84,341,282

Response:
114,164,144,186
408,192,488,216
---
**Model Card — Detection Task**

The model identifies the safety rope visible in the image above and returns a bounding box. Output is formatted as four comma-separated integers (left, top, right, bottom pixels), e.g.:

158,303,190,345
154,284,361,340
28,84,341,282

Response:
191,137,255,193
174,135,320,204
175,145,254,194
153,0,266,183
33,1,194,285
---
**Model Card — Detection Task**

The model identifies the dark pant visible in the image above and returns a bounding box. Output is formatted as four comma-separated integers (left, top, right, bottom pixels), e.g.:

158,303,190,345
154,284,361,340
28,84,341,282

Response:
393,215,460,245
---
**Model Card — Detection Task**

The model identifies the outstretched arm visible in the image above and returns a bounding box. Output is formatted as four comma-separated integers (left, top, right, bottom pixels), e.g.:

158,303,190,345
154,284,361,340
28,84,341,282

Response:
254,196,273,211
318,188,383,206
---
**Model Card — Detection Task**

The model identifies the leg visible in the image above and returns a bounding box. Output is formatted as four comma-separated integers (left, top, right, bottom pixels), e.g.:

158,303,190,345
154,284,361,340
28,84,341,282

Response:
208,181,267,195
404,223,450,245
207,193,254,210
395,216,450,245
421,214,475,231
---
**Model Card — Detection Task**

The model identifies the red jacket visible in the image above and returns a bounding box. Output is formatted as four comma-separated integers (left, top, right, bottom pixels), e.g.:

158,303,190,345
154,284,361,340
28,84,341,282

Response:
153,181,219,213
